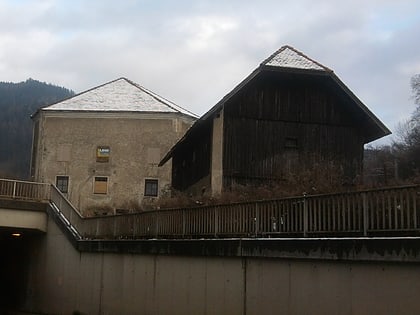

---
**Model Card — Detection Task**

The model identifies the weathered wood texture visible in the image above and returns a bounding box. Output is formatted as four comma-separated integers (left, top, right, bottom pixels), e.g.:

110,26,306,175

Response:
223,72,365,187
171,120,212,191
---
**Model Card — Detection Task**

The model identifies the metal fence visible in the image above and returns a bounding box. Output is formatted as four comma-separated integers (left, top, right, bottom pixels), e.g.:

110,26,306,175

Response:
2,178,419,239
0,178,50,201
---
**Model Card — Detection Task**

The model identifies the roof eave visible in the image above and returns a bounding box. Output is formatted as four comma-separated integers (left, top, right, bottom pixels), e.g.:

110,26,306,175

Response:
262,66,391,141
261,64,332,76
40,78,198,118
328,73,391,142
37,108,198,117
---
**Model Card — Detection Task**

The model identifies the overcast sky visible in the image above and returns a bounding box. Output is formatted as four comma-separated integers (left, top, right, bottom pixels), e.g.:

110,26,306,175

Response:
1,0,419,144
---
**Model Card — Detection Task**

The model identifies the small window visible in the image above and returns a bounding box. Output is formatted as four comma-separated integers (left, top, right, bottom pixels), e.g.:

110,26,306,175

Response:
94,177,108,194
144,179,158,197
56,176,69,193
285,137,298,149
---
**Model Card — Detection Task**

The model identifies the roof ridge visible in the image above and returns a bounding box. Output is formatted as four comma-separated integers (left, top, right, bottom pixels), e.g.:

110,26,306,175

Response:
39,78,126,110
260,45,289,66
37,77,197,117
261,45,333,72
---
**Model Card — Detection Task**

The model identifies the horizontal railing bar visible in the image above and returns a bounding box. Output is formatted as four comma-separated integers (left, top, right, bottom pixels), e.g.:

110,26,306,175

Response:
0,178,51,201
0,178,51,185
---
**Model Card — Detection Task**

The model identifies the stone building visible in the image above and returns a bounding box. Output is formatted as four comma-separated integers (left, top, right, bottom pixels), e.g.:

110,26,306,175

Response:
31,78,197,215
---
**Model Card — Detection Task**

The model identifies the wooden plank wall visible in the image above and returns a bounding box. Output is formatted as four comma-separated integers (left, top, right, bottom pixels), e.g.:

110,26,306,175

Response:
223,73,364,188
171,121,212,191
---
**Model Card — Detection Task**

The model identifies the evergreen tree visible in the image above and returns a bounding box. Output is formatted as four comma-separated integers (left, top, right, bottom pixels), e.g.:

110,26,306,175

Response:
0,79,74,179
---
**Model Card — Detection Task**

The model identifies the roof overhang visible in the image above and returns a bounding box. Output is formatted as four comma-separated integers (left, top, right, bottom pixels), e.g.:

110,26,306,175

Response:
260,65,391,143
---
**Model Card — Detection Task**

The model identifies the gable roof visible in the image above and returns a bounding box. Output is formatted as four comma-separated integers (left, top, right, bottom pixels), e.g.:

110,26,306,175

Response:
262,45,331,72
159,45,391,166
38,77,198,118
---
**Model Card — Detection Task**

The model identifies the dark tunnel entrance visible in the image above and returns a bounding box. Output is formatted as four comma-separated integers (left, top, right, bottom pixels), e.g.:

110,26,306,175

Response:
0,228,43,312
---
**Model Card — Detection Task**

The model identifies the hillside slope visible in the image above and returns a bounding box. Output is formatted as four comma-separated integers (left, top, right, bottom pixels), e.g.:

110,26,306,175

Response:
0,79,74,179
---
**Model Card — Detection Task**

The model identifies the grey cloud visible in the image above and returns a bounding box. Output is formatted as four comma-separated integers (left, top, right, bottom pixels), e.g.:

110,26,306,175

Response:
0,0,419,145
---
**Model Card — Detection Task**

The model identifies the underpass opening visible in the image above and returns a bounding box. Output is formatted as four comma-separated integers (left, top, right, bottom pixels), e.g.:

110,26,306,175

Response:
0,227,44,312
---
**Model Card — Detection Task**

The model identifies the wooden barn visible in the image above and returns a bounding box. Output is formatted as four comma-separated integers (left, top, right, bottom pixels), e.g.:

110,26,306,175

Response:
159,45,391,196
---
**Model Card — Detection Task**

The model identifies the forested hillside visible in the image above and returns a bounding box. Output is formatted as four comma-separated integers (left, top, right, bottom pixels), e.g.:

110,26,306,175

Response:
0,79,74,179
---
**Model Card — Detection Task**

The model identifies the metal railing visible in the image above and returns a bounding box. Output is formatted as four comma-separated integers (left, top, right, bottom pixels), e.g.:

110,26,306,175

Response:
49,184,420,239
0,178,50,202
49,185,83,239
1,178,419,239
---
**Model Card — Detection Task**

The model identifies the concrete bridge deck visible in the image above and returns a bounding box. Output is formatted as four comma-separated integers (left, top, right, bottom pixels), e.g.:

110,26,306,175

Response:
0,199,48,235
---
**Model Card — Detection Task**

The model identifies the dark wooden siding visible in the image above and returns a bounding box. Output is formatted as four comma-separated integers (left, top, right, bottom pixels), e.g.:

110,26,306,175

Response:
223,71,364,188
172,121,212,191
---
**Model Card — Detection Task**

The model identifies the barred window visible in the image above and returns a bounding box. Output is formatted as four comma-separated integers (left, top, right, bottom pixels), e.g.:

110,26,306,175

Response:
56,176,69,193
144,179,158,197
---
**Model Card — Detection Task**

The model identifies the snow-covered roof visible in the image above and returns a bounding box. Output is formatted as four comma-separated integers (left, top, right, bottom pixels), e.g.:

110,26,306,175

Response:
42,78,198,118
262,45,331,72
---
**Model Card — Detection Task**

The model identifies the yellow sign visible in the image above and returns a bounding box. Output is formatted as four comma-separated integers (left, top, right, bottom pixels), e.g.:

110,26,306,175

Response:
96,146,110,162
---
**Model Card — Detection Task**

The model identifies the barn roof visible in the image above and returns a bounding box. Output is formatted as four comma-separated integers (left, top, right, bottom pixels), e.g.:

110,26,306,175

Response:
262,45,331,71
36,77,198,118
159,45,391,166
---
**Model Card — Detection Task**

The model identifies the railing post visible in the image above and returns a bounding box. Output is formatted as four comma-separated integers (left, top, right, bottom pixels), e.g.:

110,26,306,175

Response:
182,209,186,237
254,203,259,237
362,192,368,236
113,217,117,238
214,207,218,238
12,181,17,199
303,197,308,237
413,190,418,229
155,211,159,238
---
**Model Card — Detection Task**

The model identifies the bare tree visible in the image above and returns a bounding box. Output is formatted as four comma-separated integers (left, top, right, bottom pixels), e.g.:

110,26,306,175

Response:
411,74,420,106
384,75,420,182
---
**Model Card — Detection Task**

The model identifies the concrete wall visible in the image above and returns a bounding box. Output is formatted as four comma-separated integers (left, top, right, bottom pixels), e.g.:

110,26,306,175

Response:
32,112,194,215
21,213,420,315
24,215,245,315
0,208,47,232
0,199,48,232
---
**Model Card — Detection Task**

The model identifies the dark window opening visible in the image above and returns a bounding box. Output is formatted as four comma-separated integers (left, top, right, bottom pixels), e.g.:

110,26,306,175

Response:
56,176,69,193
285,137,298,149
144,179,158,197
